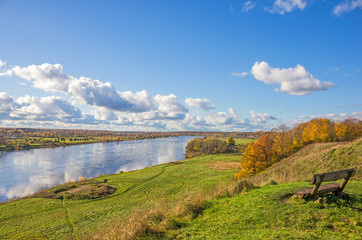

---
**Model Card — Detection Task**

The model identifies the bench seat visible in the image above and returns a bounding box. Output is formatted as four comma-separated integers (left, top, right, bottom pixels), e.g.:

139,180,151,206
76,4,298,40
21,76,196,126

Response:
294,182,340,199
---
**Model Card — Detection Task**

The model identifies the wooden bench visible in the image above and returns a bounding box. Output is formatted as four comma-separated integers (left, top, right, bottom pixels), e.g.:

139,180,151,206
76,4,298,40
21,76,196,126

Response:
295,168,356,199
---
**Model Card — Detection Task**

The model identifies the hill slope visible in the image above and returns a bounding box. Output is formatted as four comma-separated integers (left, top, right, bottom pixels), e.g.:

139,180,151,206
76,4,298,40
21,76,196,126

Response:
166,181,362,240
249,138,362,185
0,154,241,239
0,139,361,239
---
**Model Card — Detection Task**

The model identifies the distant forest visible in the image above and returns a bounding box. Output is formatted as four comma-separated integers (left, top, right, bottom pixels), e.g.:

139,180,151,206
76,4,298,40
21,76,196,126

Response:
0,127,266,151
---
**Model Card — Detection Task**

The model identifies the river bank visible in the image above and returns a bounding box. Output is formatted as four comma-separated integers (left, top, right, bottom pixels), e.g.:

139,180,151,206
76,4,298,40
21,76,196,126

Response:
0,136,196,202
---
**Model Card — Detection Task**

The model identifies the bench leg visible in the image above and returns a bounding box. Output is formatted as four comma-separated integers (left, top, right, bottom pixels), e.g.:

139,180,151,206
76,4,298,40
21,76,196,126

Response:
338,176,351,192
311,182,321,196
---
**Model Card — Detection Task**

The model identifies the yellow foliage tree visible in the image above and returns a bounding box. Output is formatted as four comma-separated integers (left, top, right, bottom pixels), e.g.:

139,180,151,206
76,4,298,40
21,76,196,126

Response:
301,118,333,144
335,122,349,141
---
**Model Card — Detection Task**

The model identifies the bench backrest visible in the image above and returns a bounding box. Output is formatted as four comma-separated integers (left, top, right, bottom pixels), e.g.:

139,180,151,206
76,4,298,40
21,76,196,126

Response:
310,168,356,185
309,168,356,196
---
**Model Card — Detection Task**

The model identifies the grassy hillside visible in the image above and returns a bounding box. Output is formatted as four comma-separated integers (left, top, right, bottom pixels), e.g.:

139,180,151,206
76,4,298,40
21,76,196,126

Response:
166,181,362,240
0,154,242,239
0,138,361,239
249,138,362,186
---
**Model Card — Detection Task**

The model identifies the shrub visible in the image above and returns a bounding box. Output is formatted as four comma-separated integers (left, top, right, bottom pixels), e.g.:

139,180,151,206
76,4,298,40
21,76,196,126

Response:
185,137,228,158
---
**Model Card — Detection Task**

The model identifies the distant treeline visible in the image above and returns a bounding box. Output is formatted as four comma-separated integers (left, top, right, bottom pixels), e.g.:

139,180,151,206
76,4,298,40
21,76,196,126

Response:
0,128,266,139
235,118,362,179
0,127,266,151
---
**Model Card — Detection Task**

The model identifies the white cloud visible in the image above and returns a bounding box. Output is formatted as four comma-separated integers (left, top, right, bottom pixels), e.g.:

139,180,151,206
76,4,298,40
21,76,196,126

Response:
298,112,362,122
154,94,188,119
179,109,277,131
93,110,118,121
0,61,192,121
185,98,215,111
242,1,256,12
11,95,83,121
0,93,95,124
205,108,240,125
251,61,335,95
248,110,277,125
268,0,307,15
0,92,280,131
0,59,6,68
333,0,362,16
0,92,16,113
0,63,71,92
0,60,284,132
231,72,248,77
0,63,155,112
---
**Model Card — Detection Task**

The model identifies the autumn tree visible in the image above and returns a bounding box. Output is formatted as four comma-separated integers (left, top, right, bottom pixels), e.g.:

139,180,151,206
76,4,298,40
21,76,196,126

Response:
235,141,259,178
334,121,350,141
301,118,334,144
235,135,275,179
185,137,228,158
271,125,293,161
226,137,235,146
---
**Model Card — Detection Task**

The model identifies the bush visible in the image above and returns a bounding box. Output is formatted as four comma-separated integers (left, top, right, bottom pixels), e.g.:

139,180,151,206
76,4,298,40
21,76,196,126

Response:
185,137,228,158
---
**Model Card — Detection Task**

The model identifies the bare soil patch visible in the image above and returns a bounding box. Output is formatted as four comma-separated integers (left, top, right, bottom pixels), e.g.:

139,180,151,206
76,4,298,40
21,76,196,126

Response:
33,184,116,200
208,161,240,170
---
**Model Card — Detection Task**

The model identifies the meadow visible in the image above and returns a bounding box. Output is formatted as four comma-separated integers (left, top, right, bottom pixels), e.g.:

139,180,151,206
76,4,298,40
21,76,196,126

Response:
0,153,242,239
0,138,361,239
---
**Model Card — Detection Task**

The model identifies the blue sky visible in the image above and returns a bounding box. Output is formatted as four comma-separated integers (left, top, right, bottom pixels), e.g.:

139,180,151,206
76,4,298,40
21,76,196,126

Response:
0,0,361,131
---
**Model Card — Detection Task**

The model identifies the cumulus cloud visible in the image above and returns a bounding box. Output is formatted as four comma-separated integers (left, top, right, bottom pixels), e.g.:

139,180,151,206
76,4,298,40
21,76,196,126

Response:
231,72,248,77
251,61,335,95
268,0,307,15
333,0,362,16
0,63,155,112
205,108,240,125
248,110,277,125
0,92,16,113
179,109,278,131
0,63,71,92
154,94,188,115
0,62,192,118
185,98,215,111
242,1,256,12
0,60,283,132
0,93,95,124
93,110,118,121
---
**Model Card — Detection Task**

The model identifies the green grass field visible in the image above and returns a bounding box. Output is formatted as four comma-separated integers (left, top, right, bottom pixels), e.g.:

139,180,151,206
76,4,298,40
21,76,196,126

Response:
168,181,362,240
0,138,361,239
0,154,242,239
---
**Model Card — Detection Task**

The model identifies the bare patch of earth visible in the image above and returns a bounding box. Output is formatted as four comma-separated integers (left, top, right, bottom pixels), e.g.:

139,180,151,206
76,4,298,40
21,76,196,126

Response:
208,161,240,170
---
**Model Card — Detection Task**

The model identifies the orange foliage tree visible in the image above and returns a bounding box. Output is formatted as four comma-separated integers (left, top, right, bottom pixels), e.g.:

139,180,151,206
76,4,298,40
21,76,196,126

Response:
235,135,275,178
235,118,362,179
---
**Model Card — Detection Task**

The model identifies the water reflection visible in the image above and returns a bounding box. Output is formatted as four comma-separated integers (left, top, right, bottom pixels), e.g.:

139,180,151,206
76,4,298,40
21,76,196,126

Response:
0,136,195,202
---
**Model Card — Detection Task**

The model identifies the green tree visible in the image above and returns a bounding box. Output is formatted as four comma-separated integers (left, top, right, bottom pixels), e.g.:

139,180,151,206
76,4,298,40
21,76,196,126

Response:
226,137,235,146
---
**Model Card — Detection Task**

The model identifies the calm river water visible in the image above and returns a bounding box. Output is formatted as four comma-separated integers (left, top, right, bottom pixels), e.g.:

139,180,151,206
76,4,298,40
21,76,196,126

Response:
0,136,195,201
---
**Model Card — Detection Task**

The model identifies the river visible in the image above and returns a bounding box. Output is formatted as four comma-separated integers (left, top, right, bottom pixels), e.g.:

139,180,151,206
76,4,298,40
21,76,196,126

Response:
0,136,195,202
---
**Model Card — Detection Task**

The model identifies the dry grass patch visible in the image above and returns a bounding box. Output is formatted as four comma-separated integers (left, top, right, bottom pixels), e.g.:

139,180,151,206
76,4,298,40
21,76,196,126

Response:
249,138,362,186
208,161,240,170
32,184,116,200
85,180,254,240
